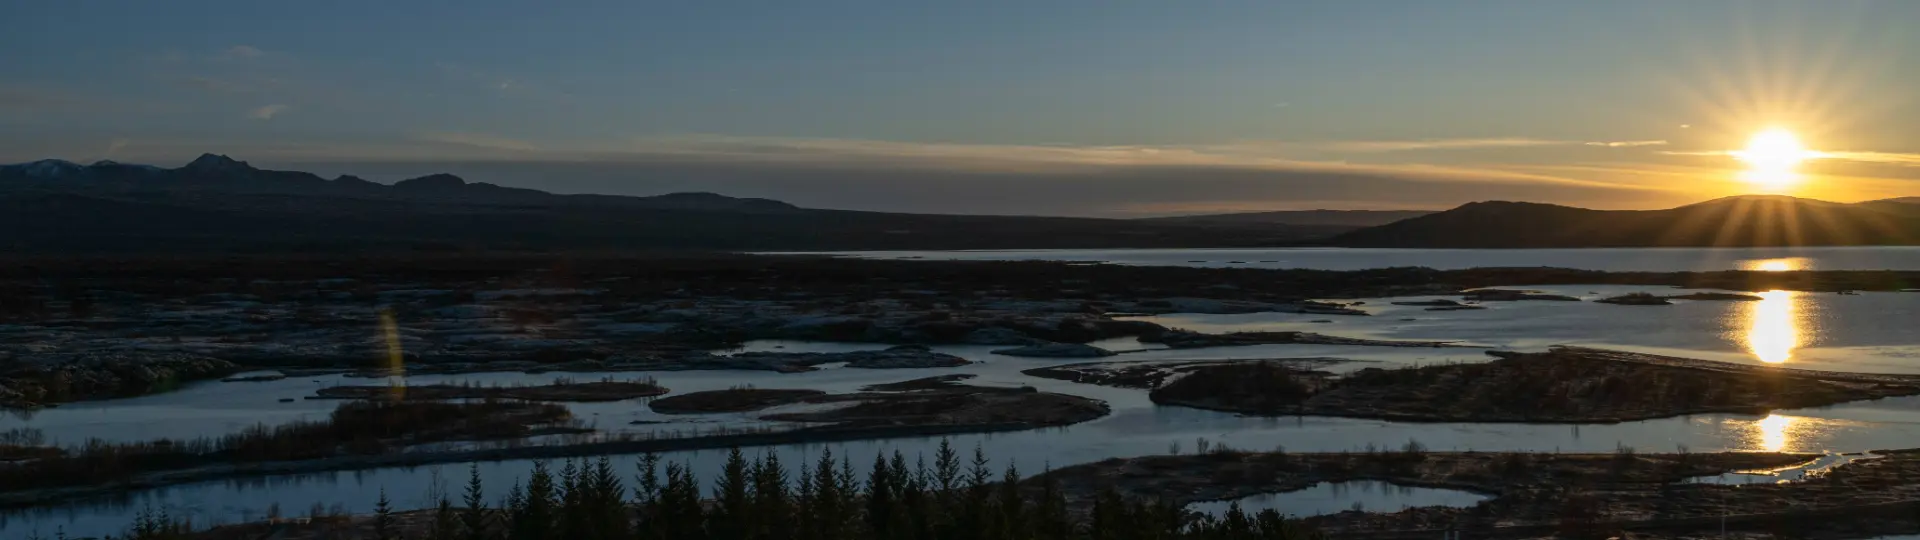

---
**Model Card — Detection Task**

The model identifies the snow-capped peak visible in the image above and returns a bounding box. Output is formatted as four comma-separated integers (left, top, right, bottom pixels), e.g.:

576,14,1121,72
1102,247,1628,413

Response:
3,159,86,179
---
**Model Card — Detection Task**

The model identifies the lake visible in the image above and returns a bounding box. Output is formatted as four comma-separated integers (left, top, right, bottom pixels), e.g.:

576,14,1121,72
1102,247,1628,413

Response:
786,246,1920,271
15,249,1920,536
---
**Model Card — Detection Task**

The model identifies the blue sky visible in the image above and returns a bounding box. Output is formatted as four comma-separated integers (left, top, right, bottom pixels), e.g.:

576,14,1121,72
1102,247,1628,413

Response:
5,0,1920,215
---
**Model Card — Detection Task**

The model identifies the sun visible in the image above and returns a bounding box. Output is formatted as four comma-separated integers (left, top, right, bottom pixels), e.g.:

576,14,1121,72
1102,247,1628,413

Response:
1732,128,1815,189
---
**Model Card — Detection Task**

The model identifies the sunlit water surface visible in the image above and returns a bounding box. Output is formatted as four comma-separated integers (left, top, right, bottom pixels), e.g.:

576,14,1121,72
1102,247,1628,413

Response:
784,246,1920,271
1186,481,1492,518
13,278,1920,535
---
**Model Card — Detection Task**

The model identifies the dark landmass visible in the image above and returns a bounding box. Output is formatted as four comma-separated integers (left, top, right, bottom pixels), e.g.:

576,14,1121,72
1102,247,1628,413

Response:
1463,289,1582,302
1133,209,1432,228
312,379,667,402
0,353,236,409
1035,449,1920,538
1147,348,1920,423
1595,292,1673,305
1141,330,1468,349
0,380,1107,510
1334,195,1920,248
760,383,1108,431
0,400,576,501
647,388,826,414
1597,292,1767,306
859,374,977,391
990,342,1117,358
10,255,1920,408
1670,291,1767,301
1024,358,1350,390
0,155,1343,253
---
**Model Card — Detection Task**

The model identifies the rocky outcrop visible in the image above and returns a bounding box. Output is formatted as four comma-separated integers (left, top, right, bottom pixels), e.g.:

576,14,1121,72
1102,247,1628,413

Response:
991,343,1117,358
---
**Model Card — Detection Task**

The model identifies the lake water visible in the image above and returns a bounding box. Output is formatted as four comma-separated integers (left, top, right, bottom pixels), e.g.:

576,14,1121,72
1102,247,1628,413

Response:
789,246,1920,271
15,250,1920,536
1186,481,1491,518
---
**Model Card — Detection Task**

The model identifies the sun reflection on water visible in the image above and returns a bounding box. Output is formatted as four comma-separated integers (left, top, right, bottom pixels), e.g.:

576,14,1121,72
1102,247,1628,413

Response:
1743,257,1810,272
1755,414,1796,452
1743,290,1801,364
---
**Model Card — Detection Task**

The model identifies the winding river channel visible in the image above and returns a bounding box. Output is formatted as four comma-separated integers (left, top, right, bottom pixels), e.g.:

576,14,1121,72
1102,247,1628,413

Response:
11,256,1920,537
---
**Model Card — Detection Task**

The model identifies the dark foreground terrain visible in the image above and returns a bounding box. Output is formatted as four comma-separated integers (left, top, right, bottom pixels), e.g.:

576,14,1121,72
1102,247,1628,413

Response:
1032,347,1920,423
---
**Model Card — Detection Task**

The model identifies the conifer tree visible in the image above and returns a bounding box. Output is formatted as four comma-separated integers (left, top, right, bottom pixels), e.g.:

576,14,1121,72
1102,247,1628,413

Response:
711,448,752,540
462,464,489,540
373,488,395,540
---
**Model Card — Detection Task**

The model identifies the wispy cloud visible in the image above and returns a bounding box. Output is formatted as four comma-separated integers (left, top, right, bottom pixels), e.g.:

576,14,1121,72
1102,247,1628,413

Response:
177,75,282,94
249,104,289,120
221,45,265,61
416,132,542,152
1317,138,1569,153
1313,137,1668,153
1584,140,1668,147
1663,148,1920,167
611,136,1647,190
1819,151,1920,166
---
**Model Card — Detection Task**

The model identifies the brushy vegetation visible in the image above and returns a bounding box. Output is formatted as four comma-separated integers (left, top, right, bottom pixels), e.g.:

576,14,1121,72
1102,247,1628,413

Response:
0,400,571,492
105,441,1322,540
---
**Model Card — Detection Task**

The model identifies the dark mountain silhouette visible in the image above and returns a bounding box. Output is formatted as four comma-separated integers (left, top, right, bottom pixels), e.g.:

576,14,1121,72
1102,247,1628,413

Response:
1135,209,1433,227
0,155,1339,253
0,154,800,212
1333,195,1920,248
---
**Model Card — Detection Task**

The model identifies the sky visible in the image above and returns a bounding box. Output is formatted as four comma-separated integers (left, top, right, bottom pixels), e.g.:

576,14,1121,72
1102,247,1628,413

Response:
5,0,1920,216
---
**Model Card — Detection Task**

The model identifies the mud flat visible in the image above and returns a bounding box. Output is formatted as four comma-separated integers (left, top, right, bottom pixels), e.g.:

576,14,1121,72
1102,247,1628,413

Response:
648,388,827,413
312,379,668,402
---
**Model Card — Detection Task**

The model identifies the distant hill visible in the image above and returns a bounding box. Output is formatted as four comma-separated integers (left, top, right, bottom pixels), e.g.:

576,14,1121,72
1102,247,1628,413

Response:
0,155,1344,253
1332,195,1920,248
1134,209,1432,228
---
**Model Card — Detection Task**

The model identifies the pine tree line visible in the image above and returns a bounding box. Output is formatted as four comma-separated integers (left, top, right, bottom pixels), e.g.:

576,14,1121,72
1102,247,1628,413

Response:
111,441,1321,540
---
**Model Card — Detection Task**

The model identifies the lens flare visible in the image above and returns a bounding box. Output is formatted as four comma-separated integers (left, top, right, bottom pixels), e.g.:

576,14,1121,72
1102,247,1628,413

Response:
1733,128,1815,190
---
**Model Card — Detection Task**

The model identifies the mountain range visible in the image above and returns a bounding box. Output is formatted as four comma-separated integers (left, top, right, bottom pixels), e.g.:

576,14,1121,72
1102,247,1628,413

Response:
9,155,1920,252
0,155,1351,253
1332,195,1920,248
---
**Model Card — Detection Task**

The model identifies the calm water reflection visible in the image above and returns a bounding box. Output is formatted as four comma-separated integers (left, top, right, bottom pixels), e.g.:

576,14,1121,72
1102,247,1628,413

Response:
1756,414,1796,452
1742,290,1804,364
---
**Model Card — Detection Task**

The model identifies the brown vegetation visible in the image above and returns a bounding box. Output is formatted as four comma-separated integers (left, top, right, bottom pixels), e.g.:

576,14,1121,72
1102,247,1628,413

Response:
647,388,826,414
0,400,574,496
1144,348,1920,423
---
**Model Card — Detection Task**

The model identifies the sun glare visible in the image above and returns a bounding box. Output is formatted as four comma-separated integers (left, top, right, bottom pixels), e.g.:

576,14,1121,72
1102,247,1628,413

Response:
1733,128,1816,190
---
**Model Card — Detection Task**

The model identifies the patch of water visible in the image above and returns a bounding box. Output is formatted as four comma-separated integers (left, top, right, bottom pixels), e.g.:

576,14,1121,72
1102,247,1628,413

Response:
1685,452,1882,485
1186,481,1491,518
785,246,1920,272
